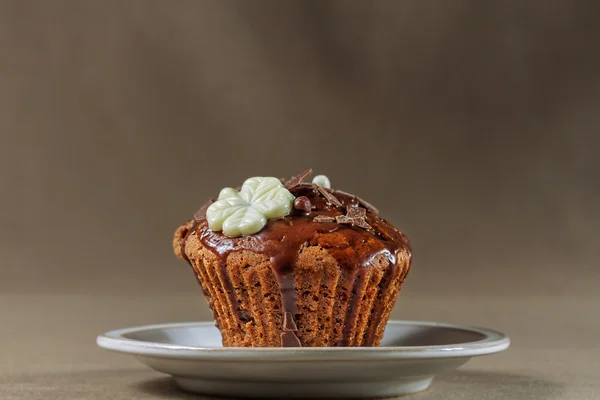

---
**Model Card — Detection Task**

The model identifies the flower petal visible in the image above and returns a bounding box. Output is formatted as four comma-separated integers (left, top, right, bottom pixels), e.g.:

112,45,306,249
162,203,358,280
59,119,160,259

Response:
239,177,286,203
206,197,247,232
252,187,295,219
221,205,267,236
218,187,241,200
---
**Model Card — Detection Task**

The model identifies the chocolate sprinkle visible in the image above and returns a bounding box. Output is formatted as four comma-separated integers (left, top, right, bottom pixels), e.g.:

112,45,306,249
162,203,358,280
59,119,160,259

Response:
313,215,336,223
312,184,343,208
357,197,379,214
336,205,372,230
343,192,380,214
335,190,379,214
284,168,313,190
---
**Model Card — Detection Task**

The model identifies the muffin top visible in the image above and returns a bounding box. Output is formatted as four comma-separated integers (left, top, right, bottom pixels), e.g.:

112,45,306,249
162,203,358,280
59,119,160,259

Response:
176,169,411,276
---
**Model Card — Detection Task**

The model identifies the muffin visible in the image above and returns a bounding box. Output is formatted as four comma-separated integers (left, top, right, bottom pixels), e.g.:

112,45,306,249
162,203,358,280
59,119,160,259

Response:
173,170,412,347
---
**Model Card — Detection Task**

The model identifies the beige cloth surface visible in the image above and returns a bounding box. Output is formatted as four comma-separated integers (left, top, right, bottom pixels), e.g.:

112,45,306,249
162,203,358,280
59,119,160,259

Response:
1,293,598,399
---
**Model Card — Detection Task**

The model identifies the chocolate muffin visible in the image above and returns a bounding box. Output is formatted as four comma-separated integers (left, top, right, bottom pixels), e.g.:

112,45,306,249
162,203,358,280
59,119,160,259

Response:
173,170,412,347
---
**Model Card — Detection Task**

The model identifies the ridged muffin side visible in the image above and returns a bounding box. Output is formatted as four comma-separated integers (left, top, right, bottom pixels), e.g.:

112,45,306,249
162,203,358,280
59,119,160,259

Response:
174,219,411,347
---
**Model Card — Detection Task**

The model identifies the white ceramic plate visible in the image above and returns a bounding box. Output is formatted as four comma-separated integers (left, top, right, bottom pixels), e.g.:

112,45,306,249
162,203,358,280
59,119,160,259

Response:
97,320,509,399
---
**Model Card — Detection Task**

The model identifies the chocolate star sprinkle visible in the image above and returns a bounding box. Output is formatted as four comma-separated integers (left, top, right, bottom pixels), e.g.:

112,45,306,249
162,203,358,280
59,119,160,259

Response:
312,183,344,208
313,215,336,223
336,205,372,230
357,197,379,214
284,168,313,190
193,199,215,221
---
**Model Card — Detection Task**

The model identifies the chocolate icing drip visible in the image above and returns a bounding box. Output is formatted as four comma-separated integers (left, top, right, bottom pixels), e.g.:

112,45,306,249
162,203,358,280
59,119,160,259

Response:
341,267,367,346
281,331,302,347
218,260,243,324
190,184,410,347
273,258,297,315
272,254,300,346
363,249,407,345
281,311,301,346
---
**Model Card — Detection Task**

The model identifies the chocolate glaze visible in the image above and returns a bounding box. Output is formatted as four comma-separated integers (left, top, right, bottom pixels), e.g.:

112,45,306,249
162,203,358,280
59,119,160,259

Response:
187,184,411,347
280,311,301,345
340,267,367,346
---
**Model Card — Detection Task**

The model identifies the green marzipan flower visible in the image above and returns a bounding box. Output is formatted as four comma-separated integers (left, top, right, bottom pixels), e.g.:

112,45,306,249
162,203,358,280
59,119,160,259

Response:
206,177,295,237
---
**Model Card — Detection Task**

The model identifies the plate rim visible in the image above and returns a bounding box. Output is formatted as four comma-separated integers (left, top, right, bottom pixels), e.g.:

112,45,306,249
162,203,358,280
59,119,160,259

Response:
97,320,510,361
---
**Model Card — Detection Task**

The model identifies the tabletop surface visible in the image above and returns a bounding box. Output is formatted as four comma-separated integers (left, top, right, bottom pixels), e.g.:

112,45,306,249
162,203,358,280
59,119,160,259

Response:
1,293,597,400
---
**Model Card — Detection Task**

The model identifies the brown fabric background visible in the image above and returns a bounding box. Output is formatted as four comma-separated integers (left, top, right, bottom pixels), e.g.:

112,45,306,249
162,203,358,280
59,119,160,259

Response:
2,2,600,287
2,1,598,296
